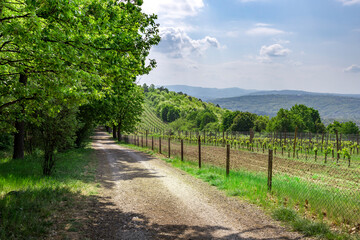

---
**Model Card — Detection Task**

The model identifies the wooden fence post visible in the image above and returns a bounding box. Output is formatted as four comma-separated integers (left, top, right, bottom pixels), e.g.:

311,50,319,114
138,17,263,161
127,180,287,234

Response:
268,149,273,191
181,139,184,161
146,130,148,147
159,137,162,154
198,135,201,168
141,136,143,148
293,127,298,158
151,136,154,150
226,144,230,177
222,130,225,147
168,137,171,158
336,130,340,162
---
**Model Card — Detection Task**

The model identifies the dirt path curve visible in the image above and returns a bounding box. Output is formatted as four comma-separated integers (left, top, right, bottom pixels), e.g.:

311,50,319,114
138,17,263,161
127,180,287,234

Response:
88,130,307,240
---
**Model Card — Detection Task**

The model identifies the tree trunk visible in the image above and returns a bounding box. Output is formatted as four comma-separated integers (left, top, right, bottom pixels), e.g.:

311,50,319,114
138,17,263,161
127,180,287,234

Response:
12,73,28,159
43,150,54,176
117,121,122,142
112,124,117,139
13,120,25,159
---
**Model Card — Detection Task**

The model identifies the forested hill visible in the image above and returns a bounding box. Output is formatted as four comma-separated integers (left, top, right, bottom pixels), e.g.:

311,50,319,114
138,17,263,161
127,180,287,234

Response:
210,94,360,122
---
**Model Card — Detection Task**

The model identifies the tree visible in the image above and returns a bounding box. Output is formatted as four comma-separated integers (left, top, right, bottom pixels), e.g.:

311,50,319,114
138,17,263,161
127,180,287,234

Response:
326,121,342,134
196,109,218,130
268,108,293,132
254,115,269,132
230,112,257,132
1,0,160,162
340,121,359,134
290,104,321,133
221,110,239,131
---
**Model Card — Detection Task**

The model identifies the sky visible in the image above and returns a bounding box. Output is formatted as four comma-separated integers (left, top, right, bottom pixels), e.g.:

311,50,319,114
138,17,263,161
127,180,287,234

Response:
139,0,360,94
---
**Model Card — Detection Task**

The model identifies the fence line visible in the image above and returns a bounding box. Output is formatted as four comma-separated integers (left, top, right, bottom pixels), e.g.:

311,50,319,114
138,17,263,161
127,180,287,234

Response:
118,131,360,234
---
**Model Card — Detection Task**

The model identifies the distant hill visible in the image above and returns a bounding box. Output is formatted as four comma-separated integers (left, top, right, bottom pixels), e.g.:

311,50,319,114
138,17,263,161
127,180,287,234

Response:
248,90,360,98
161,85,360,123
210,94,360,122
164,85,256,100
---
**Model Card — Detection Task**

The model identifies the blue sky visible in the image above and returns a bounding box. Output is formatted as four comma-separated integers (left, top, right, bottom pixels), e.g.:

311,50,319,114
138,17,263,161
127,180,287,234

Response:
140,0,360,94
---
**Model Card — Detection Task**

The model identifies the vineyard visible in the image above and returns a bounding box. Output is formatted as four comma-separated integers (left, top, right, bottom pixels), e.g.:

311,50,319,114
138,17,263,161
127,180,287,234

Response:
138,102,169,132
129,124,360,235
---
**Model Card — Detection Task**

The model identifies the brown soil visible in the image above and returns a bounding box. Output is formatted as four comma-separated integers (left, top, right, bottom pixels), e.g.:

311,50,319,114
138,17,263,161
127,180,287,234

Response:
82,131,310,239
149,139,360,191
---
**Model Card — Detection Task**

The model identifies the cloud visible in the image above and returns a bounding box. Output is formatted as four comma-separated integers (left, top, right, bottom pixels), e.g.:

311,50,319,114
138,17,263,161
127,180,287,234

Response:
344,64,360,73
141,0,204,20
156,27,220,58
338,0,360,5
258,44,291,62
246,25,286,36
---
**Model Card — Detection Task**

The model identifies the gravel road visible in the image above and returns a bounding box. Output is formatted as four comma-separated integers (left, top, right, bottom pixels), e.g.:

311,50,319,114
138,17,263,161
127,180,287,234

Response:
89,130,308,240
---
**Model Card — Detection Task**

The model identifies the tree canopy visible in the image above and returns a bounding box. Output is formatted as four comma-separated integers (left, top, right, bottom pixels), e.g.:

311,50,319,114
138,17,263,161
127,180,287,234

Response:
1,0,160,174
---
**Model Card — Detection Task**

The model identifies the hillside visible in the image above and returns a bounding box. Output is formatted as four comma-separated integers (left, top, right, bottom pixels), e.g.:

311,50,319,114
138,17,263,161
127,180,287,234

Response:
211,94,360,122
138,102,169,132
140,86,226,132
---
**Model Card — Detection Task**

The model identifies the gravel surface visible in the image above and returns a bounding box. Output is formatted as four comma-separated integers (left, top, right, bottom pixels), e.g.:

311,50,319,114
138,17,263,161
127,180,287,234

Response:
88,130,309,239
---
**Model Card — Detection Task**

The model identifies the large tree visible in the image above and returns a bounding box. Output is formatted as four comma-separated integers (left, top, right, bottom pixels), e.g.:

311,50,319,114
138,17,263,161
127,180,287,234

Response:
1,0,160,162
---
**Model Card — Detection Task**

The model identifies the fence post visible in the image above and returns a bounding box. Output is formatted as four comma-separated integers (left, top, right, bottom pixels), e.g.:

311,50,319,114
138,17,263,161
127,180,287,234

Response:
181,139,184,161
146,130,148,147
268,149,273,191
222,130,225,147
159,137,162,154
141,136,143,148
357,133,359,154
293,127,298,158
335,130,340,162
226,144,230,177
198,135,201,168
168,137,171,158
151,136,154,150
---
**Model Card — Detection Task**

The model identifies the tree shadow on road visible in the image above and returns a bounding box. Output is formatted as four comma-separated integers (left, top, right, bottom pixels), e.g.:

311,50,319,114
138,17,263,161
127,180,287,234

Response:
84,194,303,240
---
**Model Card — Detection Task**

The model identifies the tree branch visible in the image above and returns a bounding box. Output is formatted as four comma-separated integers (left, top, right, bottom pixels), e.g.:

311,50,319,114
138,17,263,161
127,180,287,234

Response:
0,13,30,22
0,95,37,112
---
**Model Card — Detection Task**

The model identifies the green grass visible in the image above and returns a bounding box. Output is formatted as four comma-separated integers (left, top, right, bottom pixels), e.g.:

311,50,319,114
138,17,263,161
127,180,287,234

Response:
118,140,360,240
0,147,98,239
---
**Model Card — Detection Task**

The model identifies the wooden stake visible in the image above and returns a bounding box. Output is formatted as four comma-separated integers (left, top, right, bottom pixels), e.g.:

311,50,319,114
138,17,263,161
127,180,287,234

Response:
268,149,273,191
181,139,184,161
226,144,230,177
293,127,298,158
198,136,201,168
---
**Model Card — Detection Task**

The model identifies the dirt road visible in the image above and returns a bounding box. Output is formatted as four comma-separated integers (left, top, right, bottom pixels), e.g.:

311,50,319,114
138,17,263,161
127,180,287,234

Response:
88,131,306,239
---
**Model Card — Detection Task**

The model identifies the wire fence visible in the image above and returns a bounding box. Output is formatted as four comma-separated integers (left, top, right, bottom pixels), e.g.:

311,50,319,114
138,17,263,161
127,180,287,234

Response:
120,131,360,234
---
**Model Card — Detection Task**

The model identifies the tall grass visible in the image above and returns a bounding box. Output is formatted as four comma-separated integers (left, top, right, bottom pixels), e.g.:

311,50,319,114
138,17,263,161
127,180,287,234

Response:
0,147,97,239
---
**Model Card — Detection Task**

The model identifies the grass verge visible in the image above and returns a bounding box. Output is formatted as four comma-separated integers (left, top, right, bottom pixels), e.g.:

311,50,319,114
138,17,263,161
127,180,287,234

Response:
118,140,360,240
0,147,98,239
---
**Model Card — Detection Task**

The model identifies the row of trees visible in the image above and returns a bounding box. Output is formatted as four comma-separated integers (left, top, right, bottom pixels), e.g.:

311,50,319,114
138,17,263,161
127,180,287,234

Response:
1,0,160,175
222,105,359,134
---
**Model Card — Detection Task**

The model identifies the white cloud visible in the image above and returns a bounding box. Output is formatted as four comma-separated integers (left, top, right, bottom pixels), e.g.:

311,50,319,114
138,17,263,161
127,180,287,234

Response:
344,64,360,73
156,27,220,58
338,0,360,5
246,26,285,36
258,44,291,62
142,0,204,20
255,23,272,27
